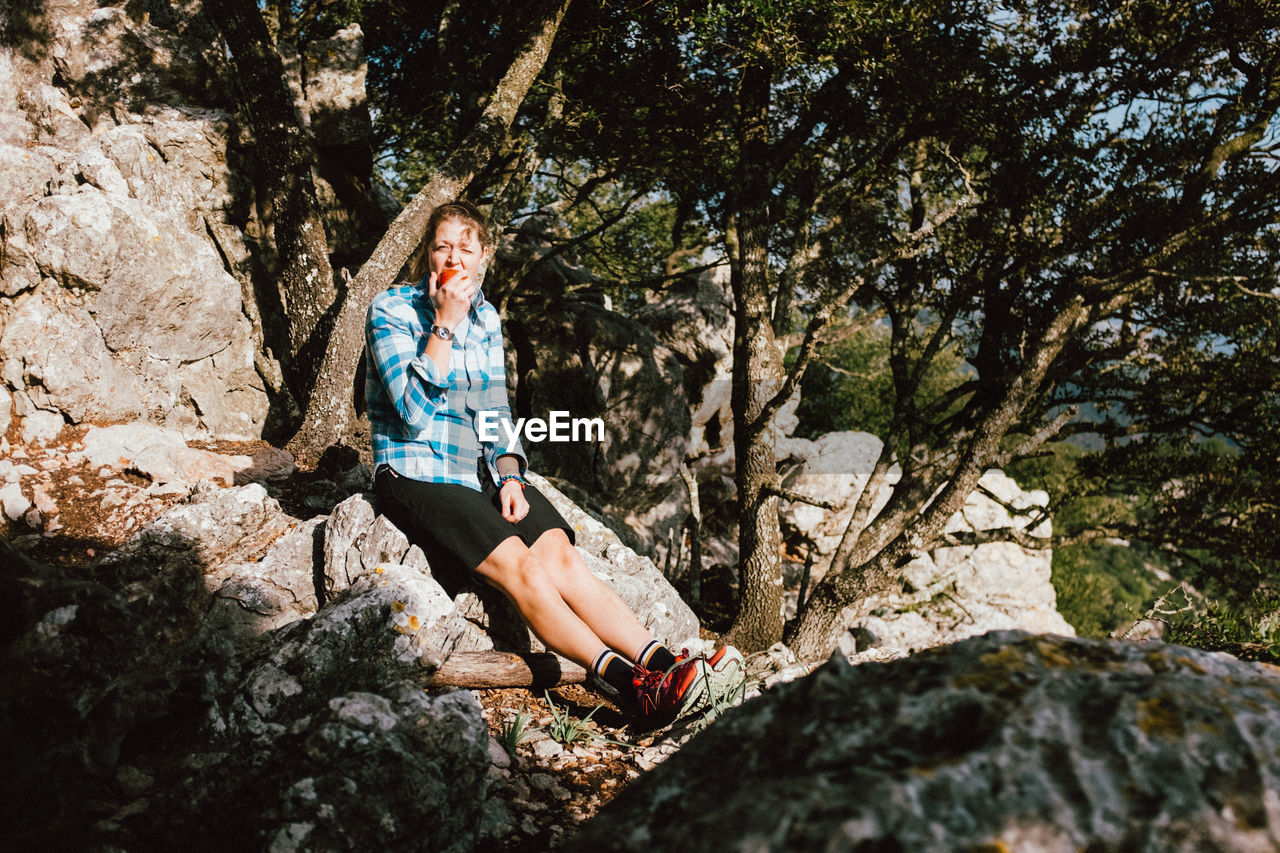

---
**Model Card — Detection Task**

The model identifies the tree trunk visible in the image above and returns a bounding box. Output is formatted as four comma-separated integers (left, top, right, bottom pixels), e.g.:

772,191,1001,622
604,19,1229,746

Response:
285,0,572,467
723,59,785,653
207,0,336,400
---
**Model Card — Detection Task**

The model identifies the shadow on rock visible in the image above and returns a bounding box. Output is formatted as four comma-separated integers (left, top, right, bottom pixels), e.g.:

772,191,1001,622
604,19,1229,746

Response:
0,485,491,851
0,532,221,847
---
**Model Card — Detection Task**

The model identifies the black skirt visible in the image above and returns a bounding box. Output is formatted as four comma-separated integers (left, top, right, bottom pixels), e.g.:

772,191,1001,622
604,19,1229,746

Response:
374,466,575,585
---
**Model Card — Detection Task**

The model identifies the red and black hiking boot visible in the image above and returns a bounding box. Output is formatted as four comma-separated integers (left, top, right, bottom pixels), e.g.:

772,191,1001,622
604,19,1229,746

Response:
630,652,711,725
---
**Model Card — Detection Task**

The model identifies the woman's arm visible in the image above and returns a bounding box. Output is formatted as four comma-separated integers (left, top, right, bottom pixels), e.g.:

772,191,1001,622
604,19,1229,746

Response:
496,454,523,479
365,293,452,429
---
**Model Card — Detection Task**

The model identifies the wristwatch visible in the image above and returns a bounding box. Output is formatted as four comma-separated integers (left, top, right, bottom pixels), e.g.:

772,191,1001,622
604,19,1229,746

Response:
429,324,454,341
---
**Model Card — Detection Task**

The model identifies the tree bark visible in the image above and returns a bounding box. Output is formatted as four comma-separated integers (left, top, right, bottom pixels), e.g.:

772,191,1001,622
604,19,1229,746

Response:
423,651,585,689
286,0,572,467
207,0,336,399
723,59,786,653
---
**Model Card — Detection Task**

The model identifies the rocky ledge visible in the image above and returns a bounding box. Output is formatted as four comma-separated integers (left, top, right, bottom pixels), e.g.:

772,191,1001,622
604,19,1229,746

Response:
566,630,1280,853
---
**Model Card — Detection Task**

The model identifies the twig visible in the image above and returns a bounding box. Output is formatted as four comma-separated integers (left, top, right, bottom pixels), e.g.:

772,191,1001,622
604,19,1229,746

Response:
764,486,839,510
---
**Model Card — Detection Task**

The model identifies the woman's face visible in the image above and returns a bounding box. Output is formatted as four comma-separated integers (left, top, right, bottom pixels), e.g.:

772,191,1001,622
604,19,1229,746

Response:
430,218,487,277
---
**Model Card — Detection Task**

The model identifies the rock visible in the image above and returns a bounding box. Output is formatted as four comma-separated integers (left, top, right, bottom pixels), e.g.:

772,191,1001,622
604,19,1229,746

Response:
165,683,490,853
634,266,735,458
301,24,373,152
30,480,56,516
322,493,430,595
776,431,898,571
1,177,265,436
0,388,10,435
0,143,60,212
1,481,30,521
75,423,187,469
0,0,384,443
49,4,216,110
532,739,565,758
777,431,1073,655
72,424,295,487
131,444,241,486
240,446,297,481
1,294,147,422
175,334,269,440
2,517,490,851
99,480,371,648
508,294,691,554
19,409,64,446
488,735,513,768
841,468,1073,656
321,483,700,653
217,563,466,740
201,516,325,644
745,641,814,692
18,188,241,360
479,795,518,841
568,631,1280,853
101,482,292,580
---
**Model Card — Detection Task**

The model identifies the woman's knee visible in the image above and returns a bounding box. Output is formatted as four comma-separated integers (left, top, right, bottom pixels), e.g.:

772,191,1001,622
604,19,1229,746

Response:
533,532,590,584
477,545,553,600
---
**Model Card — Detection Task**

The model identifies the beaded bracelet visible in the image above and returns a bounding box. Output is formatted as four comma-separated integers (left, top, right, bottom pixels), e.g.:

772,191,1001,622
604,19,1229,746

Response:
499,473,526,490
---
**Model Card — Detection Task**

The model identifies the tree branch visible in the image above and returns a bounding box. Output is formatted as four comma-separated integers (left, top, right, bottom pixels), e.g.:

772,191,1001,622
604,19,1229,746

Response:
746,177,979,439
996,405,1078,467
763,486,840,511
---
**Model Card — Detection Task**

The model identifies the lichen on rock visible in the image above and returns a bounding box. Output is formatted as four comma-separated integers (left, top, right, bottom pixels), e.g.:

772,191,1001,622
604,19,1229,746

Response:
566,630,1280,853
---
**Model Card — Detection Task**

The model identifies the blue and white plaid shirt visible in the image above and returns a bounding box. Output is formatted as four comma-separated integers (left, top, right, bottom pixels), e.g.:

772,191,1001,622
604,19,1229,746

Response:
365,280,526,489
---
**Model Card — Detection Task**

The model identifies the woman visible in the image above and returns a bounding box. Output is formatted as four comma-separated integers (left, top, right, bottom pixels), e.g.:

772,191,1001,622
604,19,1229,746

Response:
365,200,738,724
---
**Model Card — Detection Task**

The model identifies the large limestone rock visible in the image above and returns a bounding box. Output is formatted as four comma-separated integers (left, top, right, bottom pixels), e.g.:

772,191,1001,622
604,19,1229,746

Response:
320,471,700,653
777,430,1073,655
0,5,266,439
506,293,692,555
568,631,1280,853
164,683,489,853
633,267,735,458
2,495,490,850
0,3,383,441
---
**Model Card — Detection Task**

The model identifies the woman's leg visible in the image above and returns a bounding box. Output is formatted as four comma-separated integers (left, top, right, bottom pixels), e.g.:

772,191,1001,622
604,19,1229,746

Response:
473,535,610,669
528,528,654,662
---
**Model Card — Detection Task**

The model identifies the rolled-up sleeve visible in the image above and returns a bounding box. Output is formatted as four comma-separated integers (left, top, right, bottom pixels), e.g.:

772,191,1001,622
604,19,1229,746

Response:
366,294,451,429
478,315,527,476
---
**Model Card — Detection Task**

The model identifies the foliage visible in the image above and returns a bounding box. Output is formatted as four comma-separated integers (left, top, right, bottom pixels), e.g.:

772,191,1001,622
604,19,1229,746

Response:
1049,543,1165,639
271,0,1280,655
542,692,619,748
791,319,969,442
1006,431,1276,639
497,710,540,755
1164,595,1280,664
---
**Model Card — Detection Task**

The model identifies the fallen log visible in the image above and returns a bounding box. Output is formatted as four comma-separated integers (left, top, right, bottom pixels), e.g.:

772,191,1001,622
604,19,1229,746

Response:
424,651,588,689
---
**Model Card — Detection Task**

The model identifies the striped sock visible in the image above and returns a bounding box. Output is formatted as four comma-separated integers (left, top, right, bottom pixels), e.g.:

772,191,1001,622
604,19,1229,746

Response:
592,649,637,694
635,640,677,673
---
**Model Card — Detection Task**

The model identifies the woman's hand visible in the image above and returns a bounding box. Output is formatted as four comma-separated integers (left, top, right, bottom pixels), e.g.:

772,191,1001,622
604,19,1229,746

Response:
499,479,530,523
428,268,478,329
